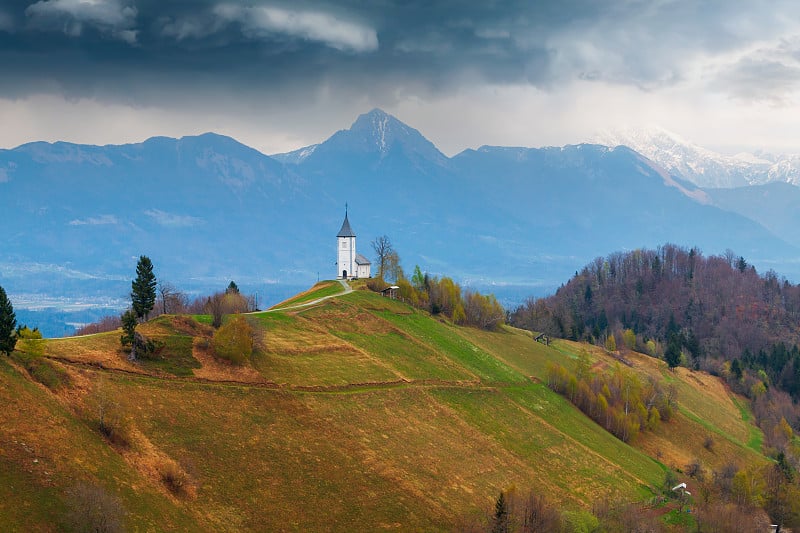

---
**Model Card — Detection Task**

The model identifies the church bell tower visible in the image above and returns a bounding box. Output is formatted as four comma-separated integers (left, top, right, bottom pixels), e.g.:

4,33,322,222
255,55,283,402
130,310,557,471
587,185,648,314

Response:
336,207,356,279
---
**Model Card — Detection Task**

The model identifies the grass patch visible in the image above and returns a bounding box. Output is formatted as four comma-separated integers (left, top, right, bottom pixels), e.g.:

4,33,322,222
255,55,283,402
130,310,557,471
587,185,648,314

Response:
334,330,476,381
137,335,200,376
42,330,121,359
249,307,401,386
431,384,663,505
731,396,764,453
246,310,296,328
0,454,66,529
0,358,202,531
501,385,664,498
459,326,574,378
11,347,71,391
369,306,525,383
191,314,213,326
271,281,343,309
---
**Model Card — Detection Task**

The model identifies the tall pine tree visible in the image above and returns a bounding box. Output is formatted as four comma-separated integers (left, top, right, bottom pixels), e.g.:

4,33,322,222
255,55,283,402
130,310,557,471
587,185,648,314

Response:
0,285,17,355
491,491,509,533
665,334,682,370
131,256,157,321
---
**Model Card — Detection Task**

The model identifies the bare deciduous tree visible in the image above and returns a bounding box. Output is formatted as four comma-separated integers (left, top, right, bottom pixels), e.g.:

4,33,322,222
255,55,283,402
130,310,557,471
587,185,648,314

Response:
371,235,393,279
157,281,183,315
65,481,125,533
205,293,225,329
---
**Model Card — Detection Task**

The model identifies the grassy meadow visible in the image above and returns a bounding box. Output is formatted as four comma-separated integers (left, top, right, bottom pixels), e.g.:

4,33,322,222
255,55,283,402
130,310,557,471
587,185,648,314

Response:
0,282,768,530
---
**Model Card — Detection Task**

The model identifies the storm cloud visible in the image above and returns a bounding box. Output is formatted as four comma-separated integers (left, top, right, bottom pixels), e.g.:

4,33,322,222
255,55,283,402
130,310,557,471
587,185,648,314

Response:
25,0,138,42
0,1,794,100
2,1,800,154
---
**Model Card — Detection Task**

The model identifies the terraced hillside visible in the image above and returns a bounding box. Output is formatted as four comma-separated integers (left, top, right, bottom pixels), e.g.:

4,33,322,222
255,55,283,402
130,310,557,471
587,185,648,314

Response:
1,283,767,531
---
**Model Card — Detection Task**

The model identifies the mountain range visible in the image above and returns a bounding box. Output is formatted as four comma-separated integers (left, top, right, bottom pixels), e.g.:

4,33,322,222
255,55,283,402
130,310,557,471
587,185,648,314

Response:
2,109,800,335
593,126,800,188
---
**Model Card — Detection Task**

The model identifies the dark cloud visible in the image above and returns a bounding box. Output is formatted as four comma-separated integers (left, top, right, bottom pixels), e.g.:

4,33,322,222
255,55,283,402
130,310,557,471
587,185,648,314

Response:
25,0,138,43
0,9,14,32
1,1,799,110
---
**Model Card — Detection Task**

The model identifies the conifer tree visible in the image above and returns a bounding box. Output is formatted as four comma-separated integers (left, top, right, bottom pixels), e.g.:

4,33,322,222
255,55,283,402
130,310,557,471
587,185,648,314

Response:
665,335,682,370
0,285,16,355
120,310,137,347
131,256,157,321
492,491,509,533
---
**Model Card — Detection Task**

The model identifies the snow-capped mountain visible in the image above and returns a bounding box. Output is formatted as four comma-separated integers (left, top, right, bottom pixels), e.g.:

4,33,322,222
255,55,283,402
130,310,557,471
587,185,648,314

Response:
592,126,800,188
272,143,319,165
273,108,448,168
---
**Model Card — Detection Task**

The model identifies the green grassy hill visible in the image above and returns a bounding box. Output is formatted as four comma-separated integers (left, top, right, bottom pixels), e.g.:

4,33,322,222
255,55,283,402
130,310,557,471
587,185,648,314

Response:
1,283,768,531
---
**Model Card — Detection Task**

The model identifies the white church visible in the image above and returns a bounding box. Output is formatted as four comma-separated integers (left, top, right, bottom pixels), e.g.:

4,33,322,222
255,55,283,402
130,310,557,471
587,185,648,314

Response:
337,209,371,279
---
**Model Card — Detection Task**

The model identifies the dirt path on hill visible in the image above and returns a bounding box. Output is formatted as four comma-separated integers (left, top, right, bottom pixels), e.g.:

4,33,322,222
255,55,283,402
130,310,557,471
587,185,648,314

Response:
258,279,353,313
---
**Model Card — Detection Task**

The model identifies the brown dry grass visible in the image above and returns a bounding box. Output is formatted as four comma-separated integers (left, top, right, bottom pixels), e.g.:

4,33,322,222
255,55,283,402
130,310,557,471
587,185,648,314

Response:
190,337,270,384
0,359,202,530
119,425,197,501
42,332,143,374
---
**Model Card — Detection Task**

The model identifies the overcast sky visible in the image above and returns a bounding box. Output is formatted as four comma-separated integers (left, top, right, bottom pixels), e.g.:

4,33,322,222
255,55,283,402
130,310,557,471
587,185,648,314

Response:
2,0,800,156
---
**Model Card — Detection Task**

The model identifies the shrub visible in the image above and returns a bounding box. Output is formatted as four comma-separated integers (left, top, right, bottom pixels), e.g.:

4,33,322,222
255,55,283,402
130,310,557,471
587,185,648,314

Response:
211,316,253,365
561,509,599,533
159,460,189,496
205,291,252,328
16,325,42,339
686,459,703,481
605,334,617,352
366,277,388,292
93,381,132,447
64,481,125,533
97,410,132,448
129,332,162,361
695,501,771,532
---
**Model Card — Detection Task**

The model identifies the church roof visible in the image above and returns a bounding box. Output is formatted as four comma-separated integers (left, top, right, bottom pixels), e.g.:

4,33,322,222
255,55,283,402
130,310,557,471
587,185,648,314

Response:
355,253,371,265
337,213,356,237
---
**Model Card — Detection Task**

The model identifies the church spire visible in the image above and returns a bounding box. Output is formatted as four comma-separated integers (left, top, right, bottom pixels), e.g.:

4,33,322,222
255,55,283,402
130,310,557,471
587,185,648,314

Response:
337,206,356,237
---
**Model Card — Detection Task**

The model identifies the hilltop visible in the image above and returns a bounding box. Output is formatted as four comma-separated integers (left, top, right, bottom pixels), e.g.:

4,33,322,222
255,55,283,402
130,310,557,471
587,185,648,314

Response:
1,281,771,531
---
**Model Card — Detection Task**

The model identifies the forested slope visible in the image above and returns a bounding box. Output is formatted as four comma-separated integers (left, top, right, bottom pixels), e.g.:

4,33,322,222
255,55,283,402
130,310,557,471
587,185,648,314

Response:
511,244,800,398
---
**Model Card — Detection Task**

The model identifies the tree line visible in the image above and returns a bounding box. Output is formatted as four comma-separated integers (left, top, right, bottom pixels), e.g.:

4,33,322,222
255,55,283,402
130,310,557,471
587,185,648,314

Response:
74,261,257,338
546,356,675,443
369,235,505,331
459,461,800,533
